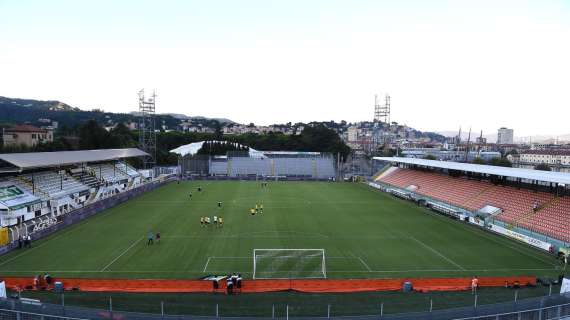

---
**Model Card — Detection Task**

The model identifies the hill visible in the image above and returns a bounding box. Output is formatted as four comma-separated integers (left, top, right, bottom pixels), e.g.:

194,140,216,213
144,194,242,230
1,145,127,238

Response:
0,96,229,130
0,96,79,112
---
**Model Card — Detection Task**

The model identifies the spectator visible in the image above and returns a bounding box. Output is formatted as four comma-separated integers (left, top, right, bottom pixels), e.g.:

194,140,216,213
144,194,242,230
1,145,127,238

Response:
226,277,233,295
17,236,22,249
471,276,479,294
237,274,242,289
44,273,52,285
26,235,32,248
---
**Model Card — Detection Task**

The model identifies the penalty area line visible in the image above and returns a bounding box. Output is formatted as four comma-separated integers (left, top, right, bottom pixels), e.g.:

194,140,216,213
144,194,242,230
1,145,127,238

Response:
100,236,144,272
349,253,372,272
203,257,211,273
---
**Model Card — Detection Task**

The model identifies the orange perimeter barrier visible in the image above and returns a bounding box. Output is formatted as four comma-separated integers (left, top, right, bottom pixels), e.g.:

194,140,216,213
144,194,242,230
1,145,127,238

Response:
0,276,536,294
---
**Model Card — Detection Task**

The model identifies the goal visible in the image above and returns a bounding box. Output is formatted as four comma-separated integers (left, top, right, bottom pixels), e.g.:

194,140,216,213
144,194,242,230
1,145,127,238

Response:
252,249,326,279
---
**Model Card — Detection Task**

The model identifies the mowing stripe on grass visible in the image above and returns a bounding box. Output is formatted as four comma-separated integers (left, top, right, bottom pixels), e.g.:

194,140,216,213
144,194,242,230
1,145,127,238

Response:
409,236,466,271
421,208,557,267
100,236,144,271
0,267,559,274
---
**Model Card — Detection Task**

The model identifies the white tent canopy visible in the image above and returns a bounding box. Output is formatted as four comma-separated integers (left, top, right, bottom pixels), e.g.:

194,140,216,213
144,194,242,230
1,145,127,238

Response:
170,140,267,159
374,157,570,185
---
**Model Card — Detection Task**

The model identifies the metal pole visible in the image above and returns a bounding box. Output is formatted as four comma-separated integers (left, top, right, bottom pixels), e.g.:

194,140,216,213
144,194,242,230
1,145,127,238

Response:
429,298,433,312
474,294,477,309
549,283,552,296
109,296,113,317
327,304,331,319
216,303,219,319
514,290,518,304
380,302,384,318
161,301,164,317
286,304,289,320
272,304,275,319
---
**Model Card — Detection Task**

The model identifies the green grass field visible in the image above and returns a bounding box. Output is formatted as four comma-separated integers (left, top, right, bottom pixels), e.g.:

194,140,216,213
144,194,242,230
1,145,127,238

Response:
0,181,562,280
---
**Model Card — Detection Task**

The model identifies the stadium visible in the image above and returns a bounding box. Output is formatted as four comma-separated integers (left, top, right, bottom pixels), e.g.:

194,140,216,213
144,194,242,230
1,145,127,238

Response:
0,142,567,319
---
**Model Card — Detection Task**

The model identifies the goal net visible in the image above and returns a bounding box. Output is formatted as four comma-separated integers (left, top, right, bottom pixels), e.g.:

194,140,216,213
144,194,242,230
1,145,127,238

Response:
253,249,326,279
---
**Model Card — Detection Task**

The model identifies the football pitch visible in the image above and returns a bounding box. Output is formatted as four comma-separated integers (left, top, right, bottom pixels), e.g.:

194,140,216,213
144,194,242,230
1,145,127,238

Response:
0,181,561,280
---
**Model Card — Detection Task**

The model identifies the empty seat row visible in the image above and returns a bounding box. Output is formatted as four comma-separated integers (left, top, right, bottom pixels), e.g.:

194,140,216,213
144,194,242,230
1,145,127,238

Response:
379,168,567,242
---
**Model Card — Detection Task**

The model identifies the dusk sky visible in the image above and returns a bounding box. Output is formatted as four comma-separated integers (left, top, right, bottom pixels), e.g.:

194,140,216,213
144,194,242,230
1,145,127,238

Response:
1,0,569,137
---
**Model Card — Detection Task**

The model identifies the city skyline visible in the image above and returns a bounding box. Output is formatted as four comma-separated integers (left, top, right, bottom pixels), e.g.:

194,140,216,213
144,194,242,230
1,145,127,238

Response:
1,0,569,136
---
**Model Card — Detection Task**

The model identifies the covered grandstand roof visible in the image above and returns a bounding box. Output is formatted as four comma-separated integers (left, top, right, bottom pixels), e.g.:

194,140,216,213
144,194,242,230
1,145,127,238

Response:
0,148,148,171
374,157,570,185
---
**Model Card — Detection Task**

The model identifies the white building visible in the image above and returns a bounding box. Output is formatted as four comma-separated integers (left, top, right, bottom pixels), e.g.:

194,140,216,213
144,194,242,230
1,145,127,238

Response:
519,150,570,166
347,126,359,142
497,127,514,145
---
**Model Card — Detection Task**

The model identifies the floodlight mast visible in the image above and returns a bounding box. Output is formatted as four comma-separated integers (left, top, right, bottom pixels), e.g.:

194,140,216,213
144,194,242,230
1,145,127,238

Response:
138,89,157,169
374,94,390,125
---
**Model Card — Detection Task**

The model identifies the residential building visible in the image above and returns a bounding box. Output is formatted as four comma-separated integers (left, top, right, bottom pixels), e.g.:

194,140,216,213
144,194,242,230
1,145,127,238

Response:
519,150,570,167
347,126,359,142
2,124,53,147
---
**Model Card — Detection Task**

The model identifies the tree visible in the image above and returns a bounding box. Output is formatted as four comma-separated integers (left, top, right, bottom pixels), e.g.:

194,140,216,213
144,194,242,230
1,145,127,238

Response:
534,163,551,171
79,120,110,149
488,157,512,167
213,121,223,140
472,157,486,165
109,123,137,148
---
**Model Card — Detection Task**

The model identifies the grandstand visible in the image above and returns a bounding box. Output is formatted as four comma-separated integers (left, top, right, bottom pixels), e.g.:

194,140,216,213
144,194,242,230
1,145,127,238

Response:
0,149,147,233
172,141,337,179
374,157,570,244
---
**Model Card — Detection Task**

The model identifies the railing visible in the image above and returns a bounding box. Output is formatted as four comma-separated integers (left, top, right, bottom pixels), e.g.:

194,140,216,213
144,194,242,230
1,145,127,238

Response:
0,292,568,319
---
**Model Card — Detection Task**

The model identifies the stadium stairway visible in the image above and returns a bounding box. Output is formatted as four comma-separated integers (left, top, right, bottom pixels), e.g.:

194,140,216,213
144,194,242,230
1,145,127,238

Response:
70,169,101,189
462,184,496,209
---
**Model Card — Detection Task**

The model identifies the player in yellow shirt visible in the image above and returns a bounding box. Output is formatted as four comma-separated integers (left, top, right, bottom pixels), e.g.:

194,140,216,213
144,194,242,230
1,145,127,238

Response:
219,217,223,227
250,208,256,216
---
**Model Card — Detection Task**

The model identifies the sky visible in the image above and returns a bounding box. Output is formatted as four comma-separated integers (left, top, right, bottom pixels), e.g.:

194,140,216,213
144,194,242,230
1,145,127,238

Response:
1,0,569,137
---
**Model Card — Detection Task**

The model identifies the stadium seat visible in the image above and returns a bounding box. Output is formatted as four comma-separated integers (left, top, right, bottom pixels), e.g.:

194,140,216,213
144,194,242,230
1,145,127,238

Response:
379,168,566,242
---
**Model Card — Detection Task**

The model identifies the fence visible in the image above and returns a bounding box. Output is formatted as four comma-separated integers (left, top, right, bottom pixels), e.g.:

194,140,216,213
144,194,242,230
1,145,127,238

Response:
1,292,569,319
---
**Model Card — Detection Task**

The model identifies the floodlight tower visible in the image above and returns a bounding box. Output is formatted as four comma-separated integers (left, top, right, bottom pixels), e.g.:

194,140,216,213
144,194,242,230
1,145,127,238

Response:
373,94,391,125
138,89,157,169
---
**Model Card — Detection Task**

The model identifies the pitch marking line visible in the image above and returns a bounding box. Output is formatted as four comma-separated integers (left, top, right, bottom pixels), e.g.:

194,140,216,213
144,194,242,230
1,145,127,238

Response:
100,236,144,272
358,257,372,272
409,236,466,271
421,208,557,267
348,253,372,272
203,257,211,273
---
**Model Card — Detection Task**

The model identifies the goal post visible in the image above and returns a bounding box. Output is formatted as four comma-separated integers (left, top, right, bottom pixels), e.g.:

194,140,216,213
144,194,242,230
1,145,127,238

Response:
253,249,326,279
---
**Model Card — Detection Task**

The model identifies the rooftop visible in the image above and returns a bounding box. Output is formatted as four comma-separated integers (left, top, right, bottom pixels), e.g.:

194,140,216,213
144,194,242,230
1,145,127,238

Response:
520,150,570,156
374,156,570,185
4,124,47,133
0,148,148,172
